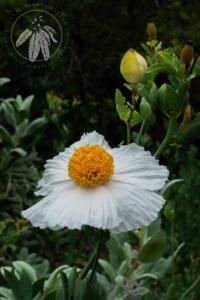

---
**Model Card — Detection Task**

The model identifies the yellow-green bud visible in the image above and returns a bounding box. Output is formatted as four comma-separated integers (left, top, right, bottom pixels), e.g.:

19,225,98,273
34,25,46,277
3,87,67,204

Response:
120,49,148,84
180,40,194,69
147,21,157,40
183,104,192,126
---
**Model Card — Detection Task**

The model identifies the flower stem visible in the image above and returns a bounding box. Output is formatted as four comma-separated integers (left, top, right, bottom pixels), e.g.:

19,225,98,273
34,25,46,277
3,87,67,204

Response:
139,227,148,249
180,275,200,300
78,246,97,280
126,122,131,144
154,116,177,159
136,120,145,145
78,230,109,281
89,230,109,281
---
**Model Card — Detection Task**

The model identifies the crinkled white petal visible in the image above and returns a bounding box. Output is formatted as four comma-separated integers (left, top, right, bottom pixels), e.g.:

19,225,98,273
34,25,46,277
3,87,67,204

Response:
35,150,71,196
111,144,169,191
106,180,165,232
22,183,121,230
69,131,110,151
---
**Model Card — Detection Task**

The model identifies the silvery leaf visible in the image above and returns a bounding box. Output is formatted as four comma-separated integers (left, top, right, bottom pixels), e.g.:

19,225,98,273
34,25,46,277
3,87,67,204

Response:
47,30,58,43
39,28,51,46
29,32,41,62
16,29,32,47
39,32,50,61
43,26,58,43
43,25,57,35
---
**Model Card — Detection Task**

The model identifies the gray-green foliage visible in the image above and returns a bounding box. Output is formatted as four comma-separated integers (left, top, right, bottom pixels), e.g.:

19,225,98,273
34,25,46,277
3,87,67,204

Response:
0,261,73,300
0,260,108,300
0,80,47,208
97,233,183,300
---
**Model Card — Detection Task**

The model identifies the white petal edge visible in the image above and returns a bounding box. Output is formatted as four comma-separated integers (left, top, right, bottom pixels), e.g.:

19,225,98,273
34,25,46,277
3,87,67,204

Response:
69,131,110,151
110,144,169,191
106,180,165,232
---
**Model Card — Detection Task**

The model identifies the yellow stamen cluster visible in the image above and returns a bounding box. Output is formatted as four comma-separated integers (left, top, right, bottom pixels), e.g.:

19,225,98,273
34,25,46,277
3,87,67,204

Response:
68,145,114,188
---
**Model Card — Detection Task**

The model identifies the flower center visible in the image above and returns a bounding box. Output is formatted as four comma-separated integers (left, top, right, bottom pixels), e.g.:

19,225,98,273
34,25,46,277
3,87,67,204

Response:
68,145,114,188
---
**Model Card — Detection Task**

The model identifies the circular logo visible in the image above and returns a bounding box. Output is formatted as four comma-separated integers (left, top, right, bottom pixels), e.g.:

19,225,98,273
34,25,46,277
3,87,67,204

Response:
4,3,68,67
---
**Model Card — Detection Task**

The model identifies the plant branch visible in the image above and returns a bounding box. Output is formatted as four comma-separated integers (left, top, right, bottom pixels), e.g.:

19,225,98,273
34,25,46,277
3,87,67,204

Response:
154,116,176,159
180,275,200,299
89,230,109,281
126,122,131,144
78,230,109,281
136,120,145,145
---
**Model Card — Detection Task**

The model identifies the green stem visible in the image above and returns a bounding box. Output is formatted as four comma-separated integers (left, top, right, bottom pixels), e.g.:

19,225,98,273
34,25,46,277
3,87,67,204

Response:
136,120,145,145
78,247,97,280
139,227,148,249
89,230,109,281
126,122,131,144
154,116,176,159
171,220,175,278
180,275,200,300
78,230,109,281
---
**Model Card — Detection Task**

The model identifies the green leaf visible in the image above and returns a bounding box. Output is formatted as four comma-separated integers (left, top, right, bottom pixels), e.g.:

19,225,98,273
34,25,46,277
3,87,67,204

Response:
0,287,16,300
22,95,34,113
157,50,172,62
117,260,129,276
148,83,158,108
83,276,106,300
147,59,177,77
19,269,33,300
0,125,13,145
158,83,180,112
4,268,32,300
25,117,46,137
130,110,142,127
146,63,165,75
1,102,16,127
32,278,45,297
123,83,132,91
98,259,115,282
0,78,10,86
75,277,106,300
162,179,183,196
13,261,37,283
164,205,175,222
138,230,167,263
10,148,27,157
16,119,29,138
68,267,77,297
192,56,200,76
43,291,57,300
45,265,70,295
140,97,152,120
115,89,131,123
106,234,128,269
147,39,158,48
74,279,87,300
147,217,161,238
132,257,171,281
15,95,23,111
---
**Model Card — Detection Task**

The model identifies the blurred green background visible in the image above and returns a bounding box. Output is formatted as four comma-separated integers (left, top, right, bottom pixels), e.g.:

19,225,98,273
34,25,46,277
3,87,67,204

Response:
0,0,200,299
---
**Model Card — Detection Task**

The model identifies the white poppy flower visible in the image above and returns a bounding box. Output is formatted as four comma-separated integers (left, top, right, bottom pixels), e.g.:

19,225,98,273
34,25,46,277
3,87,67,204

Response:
22,131,169,232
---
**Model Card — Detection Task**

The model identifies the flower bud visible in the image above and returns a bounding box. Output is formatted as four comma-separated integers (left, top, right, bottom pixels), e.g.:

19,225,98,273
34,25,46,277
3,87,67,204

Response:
180,40,194,70
120,49,148,84
147,20,157,40
183,104,192,125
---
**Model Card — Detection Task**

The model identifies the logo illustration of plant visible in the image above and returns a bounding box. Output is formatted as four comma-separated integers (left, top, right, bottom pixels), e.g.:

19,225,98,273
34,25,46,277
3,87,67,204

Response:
15,16,58,62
